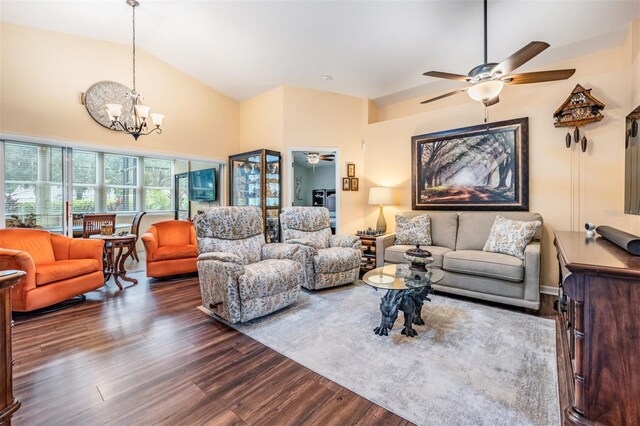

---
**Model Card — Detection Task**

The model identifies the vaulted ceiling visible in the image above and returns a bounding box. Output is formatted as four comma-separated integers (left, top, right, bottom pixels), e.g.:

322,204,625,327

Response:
2,1,639,105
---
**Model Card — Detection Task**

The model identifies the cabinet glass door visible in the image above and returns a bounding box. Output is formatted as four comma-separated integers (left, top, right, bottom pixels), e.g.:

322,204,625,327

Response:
231,154,261,207
265,154,280,242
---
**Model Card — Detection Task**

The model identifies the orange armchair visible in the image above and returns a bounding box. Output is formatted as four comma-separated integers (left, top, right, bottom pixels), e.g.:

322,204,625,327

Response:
0,229,105,312
141,220,198,278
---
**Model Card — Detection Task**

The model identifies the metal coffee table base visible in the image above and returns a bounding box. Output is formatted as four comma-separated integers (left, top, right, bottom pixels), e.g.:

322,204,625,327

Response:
373,284,433,337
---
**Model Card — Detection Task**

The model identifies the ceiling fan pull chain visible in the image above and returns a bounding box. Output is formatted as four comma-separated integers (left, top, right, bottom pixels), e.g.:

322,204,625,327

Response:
484,106,488,123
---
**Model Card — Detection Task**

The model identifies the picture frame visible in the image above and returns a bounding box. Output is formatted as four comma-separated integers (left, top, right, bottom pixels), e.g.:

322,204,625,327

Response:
350,178,359,191
411,117,529,210
342,178,351,191
347,163,356,177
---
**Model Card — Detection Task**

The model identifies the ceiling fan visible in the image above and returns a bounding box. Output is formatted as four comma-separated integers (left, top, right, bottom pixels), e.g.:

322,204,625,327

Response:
421,0,575,107
304,152,335,164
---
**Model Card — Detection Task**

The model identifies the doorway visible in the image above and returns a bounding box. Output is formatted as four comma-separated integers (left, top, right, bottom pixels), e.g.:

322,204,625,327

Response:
288,148,339,233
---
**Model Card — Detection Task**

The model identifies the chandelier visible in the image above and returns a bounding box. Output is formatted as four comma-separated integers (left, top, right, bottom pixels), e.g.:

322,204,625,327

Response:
105,0,163,140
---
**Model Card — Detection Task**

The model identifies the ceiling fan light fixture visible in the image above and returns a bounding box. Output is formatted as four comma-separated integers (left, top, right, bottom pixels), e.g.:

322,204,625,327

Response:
467,80,504,102
307,153,320,164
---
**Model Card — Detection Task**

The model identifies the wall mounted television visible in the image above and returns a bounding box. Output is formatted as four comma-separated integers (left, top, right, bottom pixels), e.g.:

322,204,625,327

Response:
189,168,217,202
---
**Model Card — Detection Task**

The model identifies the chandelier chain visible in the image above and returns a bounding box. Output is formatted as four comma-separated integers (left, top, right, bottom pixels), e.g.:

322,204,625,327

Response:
132,3,136,92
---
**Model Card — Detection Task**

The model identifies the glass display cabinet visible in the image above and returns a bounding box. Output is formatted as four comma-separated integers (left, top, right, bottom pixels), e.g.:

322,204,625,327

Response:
229,149,282,242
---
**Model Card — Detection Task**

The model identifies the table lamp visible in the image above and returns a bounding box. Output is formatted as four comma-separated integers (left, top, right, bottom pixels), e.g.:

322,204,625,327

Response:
368,186,394,233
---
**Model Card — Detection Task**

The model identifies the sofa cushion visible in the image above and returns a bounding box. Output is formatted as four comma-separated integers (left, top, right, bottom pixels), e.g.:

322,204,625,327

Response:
0,228,56,266
154,244,198,261
394,212,458,250
154,221,194,247
314,247,360,273
195,207,263,240
443,250,524,282
281,207,331,231
283,228,331,250
456,212,543,251
36,259,102,286
395,214,432,245
483,215,541,260
384,245,452,268
239,259,301,300
197,234,263,265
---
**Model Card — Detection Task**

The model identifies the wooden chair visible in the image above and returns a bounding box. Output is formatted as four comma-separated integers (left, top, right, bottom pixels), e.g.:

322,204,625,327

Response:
72,213,84,238
82,214,116,238
130,211,146,261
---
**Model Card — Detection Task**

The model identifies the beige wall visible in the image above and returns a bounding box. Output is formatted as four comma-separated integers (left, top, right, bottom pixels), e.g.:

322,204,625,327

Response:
632,19,640,108
367,41,637,287
239,86,283,153
0,23,239,160
239,86,368,234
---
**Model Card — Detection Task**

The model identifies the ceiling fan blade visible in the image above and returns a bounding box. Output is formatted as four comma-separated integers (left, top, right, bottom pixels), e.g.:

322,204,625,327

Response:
483,96,500,107
504,69,576,85
319,156,335,160
423,71,470,81
420,88,468,104
492,41,550,77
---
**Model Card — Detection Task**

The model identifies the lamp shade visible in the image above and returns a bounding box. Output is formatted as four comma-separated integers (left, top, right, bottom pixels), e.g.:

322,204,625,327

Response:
467,80,504,101
368,187,394,205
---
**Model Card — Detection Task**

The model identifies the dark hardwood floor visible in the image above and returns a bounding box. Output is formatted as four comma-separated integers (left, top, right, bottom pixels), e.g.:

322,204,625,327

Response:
10,258,561,425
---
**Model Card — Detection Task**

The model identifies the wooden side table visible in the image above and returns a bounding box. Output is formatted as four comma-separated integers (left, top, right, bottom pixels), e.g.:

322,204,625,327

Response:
89,234,138,290
357,234,387,276
0,270,25,426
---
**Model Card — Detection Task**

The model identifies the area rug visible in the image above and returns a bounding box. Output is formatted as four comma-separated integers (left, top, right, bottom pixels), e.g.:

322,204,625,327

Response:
227,282,559,426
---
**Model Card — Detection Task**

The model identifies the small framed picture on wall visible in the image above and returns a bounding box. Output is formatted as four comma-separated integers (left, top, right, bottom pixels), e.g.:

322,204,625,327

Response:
347,163,356,177
350,178,359,191
342,178,351,191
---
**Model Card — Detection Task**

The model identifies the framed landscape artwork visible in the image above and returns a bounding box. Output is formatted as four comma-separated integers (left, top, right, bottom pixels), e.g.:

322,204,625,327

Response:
411,117,529,210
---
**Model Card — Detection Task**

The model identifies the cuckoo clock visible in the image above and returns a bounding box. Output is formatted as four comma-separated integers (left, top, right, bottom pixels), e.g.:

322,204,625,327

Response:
625,105,640,149
553,84,605,152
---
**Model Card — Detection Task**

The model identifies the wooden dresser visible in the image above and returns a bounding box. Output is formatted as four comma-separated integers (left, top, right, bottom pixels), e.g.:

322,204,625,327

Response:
555,231,640,425
0,270,25,426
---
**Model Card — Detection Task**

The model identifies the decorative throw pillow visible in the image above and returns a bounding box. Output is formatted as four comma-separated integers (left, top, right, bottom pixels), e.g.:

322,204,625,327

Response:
483,215,541,260
395,214,432,246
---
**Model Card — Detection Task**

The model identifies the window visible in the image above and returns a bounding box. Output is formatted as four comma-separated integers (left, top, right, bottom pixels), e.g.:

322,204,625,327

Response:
143,158,172,211
72,150,98,213
104,154,137,212
4,142,63,229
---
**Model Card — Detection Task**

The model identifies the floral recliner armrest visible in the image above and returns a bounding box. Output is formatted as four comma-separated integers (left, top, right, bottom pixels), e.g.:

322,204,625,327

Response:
329,235,361,250
261,243,300,260
197,251,246,323
198,251,244,265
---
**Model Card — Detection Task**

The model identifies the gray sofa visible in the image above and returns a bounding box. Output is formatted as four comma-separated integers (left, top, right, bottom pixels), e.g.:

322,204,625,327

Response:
379,211,542,310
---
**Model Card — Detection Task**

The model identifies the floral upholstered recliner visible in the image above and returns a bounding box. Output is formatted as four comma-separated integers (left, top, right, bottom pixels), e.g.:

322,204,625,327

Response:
280,207,361,290
194,206,303,323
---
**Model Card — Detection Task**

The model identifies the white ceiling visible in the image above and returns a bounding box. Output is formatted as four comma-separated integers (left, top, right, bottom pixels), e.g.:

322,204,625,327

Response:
293,151,336,169
1,1,639,104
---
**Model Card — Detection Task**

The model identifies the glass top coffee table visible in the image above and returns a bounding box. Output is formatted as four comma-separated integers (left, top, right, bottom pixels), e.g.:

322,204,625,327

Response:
363,264,444,337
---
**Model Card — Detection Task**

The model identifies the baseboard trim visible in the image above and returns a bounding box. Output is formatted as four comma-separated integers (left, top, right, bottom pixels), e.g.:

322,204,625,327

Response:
541,285,558,296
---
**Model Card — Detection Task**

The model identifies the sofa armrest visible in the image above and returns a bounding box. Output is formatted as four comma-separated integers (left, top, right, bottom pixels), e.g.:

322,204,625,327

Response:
0,248,37,310
141,231,159,261
198,251,244,265
523,242,541,304
329,235,361,250
376,233,397,267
